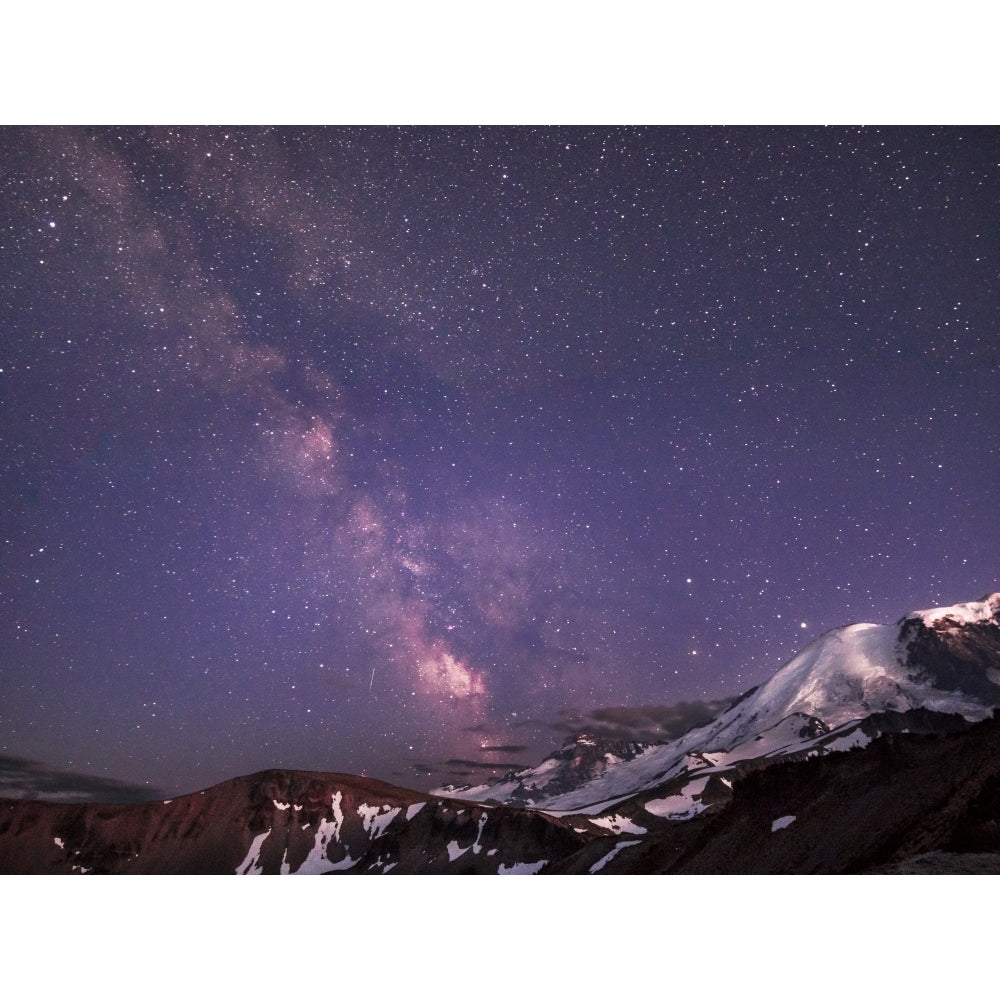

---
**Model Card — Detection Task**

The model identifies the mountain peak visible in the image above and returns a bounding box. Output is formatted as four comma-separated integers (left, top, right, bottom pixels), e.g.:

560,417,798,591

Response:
443,589,1000,813
905,592,1000,629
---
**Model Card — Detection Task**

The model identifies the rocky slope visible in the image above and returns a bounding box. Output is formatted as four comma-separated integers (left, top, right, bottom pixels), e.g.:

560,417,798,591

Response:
0,769,594,874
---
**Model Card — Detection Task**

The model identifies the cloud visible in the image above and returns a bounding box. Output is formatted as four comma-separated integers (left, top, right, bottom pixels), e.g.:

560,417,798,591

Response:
443,758,530,773
0,755,166,804
551,699,735,744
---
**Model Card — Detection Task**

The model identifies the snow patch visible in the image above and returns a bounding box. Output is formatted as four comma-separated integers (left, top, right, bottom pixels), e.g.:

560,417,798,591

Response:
590,813,647,836
771,815,796,832
645,776,710,820
472,812,488,854
296,815,353,874
326,854,360,872
53,837,65,849
406,802,425,821
269,790,352,874
358,803,401,839
236,829,271,874
498,859,548,874
589,839,642,874
824,728,872,753
443,812,488,862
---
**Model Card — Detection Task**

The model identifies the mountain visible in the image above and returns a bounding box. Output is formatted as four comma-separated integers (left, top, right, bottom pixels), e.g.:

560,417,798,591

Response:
2,592,999,874
437,593,1000,814
0,770,593,875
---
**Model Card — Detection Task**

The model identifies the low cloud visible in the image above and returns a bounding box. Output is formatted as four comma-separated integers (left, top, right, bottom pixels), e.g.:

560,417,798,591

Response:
444,757,529,772
0,755,165,804
552,699,735,744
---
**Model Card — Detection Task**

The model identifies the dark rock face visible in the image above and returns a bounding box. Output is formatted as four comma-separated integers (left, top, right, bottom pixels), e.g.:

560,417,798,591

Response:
898,595,1000,703
858,707,971,738
649,712,1000,874
794,715,830,740
871,852,1000,874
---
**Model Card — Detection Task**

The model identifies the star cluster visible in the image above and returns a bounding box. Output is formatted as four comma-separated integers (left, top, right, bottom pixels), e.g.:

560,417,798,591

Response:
2,127,998,796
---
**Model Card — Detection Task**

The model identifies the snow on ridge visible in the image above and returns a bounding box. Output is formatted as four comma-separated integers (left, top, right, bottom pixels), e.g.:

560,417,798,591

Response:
295,817,354,874
286,790,351,874
358,802,401,839
236,830,271,874
910,593,1000,629
724,622,899,736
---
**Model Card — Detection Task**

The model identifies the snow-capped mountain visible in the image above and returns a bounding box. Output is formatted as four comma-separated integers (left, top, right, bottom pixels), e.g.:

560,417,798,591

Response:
438,593,1000,814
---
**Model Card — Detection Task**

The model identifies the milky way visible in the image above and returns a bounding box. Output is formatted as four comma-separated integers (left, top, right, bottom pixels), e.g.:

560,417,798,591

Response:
2,127,999,797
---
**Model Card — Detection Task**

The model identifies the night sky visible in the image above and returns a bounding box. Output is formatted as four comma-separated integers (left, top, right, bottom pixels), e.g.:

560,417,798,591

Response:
2,126,999,799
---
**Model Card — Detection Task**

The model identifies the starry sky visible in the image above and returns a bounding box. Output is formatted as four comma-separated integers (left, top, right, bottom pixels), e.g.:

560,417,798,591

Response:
2,126,999,799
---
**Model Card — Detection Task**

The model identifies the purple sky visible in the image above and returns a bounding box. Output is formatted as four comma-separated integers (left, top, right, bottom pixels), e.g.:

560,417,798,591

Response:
2,127,998,798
